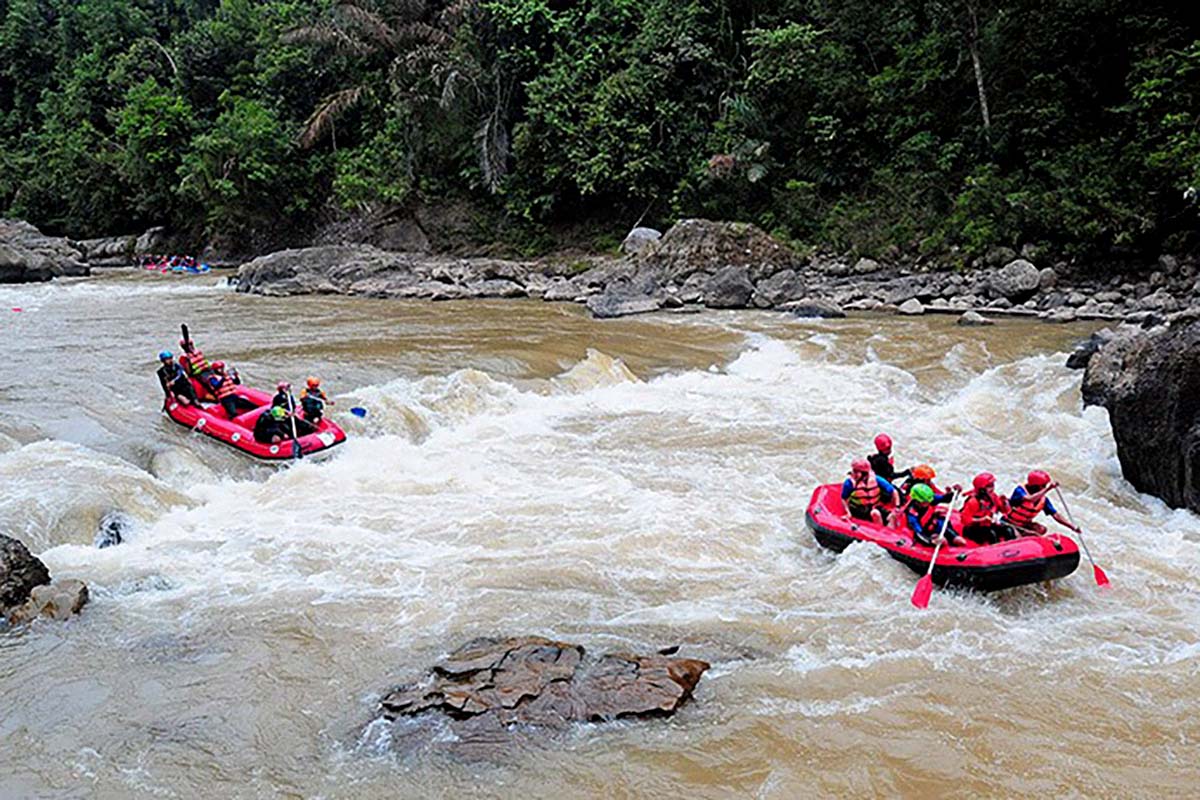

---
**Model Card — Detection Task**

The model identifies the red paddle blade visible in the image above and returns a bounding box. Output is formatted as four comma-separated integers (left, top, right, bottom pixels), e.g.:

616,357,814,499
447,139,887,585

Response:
1093,564,1110,588
911,575,934,609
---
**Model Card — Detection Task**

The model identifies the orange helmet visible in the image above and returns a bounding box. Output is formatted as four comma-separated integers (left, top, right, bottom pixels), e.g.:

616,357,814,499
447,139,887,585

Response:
912,464,936,481
306,376,320,388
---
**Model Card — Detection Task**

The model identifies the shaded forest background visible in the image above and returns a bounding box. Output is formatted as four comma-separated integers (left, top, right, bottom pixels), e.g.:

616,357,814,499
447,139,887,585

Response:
1,0,1198,263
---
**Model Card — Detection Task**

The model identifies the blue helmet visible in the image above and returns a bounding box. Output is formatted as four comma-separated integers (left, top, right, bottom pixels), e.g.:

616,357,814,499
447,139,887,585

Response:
159,350,173,360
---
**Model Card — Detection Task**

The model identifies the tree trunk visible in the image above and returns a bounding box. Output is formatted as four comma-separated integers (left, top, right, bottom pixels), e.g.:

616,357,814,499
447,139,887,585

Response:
967,2,992,143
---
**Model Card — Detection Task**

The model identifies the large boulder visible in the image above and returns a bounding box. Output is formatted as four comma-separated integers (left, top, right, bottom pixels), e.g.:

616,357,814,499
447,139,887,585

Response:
636,219,800,283
0,219,89,283
376,636,708,758
76,234,136,267
752,269,806,308
989,259,1041,300
1083,321,1200,512
620,226,662,256
1,534,51,612
236,245,534,299
703,265,754,308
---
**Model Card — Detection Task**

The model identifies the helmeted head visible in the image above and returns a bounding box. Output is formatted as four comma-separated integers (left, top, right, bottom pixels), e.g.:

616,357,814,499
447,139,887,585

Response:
910,483,935,504
912,464,936,481
270,406,287,420
973,472,996,492
306,376,320,388
850,458,871,478
158,350,173,362
212,360,226,372
276,381,291,392
1027,470,1051,489
874,433,892,454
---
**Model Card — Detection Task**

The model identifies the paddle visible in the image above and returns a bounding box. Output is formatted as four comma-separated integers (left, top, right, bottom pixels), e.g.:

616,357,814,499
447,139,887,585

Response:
1054,487,1109,588
285,391,302,460
349,406,367,418
911,489,962,610
180,323,190,347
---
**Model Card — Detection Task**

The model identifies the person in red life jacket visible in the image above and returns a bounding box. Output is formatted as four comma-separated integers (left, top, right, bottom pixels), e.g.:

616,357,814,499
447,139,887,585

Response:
904,483,967,547
902,464,960,503
841,458,898,525
1006,470,1081,536
867,433,912,484
206,361,245,419
959,472,1015,545
178,337,215,388
300,376,334,423
156,351,196,405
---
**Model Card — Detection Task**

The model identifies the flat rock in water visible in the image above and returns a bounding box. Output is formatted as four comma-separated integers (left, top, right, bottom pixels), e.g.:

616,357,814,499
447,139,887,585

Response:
897,298,925,315
375,636,708,758
783,297,846,318
957,310,994,326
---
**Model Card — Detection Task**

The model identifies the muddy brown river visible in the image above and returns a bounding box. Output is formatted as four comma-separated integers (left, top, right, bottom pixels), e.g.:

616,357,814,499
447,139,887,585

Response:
1,271,1197,797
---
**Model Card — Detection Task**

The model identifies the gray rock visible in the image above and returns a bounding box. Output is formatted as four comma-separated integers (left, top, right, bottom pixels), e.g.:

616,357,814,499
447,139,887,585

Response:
1149,271,1166,288
897,298,925,315
95,511,132,549
1067,291,1088,307
784,298,846,318
1038,267,1058,290
957,310,994,327
464,279,526,299
853,257,882,274
637,219,800,282
703,265,754,308
1066,328,1115,370
620,227,662,256
1159,255,1179,273
989,259,1041,300
989,297,1014,310
542,277,585,302
1082,320,1200,513
1,534,51,612
76,235,137,267
677,272,707,304
135,226,169,256
0,219,89,283
751,269,805,308
982,246,1018,268
586,287,664,319
1095,290,1123,304
1041,308,1077,323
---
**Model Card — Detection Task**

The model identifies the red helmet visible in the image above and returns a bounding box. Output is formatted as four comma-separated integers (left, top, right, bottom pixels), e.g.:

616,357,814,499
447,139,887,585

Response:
874,434,892,453
973,472,995,491
1027,470,1051,488
276,381,291,391
212,361,225,371
850,458,871,475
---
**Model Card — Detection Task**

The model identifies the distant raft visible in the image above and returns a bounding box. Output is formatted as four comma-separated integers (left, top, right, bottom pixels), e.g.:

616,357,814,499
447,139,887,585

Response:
805,483,1080,592
163,382,345,461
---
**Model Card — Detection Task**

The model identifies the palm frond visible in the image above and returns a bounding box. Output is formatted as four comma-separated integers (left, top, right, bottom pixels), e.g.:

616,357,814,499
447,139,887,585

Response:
394,21,452,46
299,85,368,149
282,23,373,55
335,2,398,47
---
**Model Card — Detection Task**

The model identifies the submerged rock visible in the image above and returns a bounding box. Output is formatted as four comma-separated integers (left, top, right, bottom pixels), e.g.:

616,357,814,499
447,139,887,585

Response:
1,534,51,611
95,510,133,549
1083,321,1200,512
375,636,708,757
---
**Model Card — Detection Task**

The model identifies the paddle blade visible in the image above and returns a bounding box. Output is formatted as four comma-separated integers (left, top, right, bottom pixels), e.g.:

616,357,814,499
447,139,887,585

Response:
292,440,301,460
1093,564,1110,588
911,575,934,609
350,406,367,418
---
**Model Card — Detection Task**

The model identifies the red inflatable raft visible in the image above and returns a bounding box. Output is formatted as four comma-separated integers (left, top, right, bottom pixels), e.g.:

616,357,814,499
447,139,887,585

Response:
163,381,346,461
805,484,1080,592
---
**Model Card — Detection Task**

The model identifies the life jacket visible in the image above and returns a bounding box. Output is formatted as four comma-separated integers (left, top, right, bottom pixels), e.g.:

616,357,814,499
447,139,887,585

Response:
180,349,210,376
847,475,882,511
302,387,326,401
962,490,1000,528
1006,488,1046,529
907,502,943,538
214,374,238,400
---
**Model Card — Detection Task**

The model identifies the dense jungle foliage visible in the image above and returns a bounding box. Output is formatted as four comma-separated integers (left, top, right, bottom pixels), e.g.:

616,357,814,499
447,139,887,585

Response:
1,0,1198,261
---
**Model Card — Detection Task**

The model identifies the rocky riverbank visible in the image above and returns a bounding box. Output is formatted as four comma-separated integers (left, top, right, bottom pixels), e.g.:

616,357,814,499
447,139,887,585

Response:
0,534,89,625
235,219,1199,325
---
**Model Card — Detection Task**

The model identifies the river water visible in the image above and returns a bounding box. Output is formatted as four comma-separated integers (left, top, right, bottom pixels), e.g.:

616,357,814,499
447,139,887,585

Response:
1,272,1197,797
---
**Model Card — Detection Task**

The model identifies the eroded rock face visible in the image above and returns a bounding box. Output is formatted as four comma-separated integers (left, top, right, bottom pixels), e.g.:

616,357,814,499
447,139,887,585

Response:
375,636,708,757
7,579,89,624
0,534,51,611
0,219,89,283
1083,321,1200,512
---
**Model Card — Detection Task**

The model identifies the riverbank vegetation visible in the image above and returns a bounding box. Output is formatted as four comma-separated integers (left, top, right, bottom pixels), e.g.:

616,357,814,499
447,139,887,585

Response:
1,0,1197,262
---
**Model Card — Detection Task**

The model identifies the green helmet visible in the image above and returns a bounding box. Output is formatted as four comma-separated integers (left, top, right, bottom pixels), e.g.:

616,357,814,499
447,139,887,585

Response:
270,406,287,420
909,483,935,504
